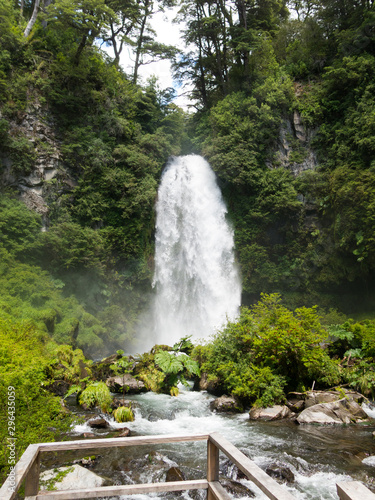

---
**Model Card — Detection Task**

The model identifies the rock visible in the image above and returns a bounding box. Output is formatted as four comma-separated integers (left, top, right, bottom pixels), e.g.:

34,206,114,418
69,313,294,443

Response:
197,372,222,394
39,465,104,491
88,417,109,429
304,391,341,408
286,399,305,413
44,380,70,397
210,395,243,413
150,344,173,354
166,467,185,482
106,374,146,394
111,398,136,411
221,479,255,498
297,398,369,425
249,405,293,421
266,463,295,483
117,427,131,437
73,456,97,467
83,432,95,438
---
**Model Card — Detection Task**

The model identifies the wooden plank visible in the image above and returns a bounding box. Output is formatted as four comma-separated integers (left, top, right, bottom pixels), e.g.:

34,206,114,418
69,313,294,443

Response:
337,481,375,500
207,440,219,482
34,479,209,499
37,433,209,452
0,444,40,500
207,440,219,500
25,451,40,496
209,433,296,500
208,481,233,500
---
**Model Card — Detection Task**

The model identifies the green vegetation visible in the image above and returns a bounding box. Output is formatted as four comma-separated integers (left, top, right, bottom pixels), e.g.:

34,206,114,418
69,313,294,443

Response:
113,406,135,422
0,318,73,482
134,343,200,395
65,381,112,412
193,294,341,406
194,294,375,406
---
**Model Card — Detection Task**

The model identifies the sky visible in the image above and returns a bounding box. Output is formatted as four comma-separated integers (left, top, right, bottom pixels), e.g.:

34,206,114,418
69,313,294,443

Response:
117,7,192,110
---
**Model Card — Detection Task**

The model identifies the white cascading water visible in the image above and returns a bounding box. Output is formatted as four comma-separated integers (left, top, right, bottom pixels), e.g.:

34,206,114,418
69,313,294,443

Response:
152,155,241,346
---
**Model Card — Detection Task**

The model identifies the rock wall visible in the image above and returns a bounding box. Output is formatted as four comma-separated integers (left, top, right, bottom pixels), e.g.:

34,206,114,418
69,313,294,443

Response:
269,110,318,177
0,99,75,226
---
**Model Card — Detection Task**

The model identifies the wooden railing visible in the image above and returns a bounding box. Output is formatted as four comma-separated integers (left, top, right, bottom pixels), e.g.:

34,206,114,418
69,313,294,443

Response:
0,432,373,500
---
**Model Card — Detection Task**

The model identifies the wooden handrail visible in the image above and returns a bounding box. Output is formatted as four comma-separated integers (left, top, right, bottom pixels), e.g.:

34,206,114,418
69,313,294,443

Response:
1,432,373,500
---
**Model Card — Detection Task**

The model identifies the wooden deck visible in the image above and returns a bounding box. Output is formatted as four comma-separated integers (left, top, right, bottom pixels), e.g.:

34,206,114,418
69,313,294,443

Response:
0,432,373,500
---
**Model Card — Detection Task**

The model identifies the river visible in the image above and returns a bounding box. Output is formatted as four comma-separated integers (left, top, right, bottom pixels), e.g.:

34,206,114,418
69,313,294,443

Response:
48,387,375,500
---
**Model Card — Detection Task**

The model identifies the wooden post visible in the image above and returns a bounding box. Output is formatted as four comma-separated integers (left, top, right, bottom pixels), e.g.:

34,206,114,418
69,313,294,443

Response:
207,438,219,500
24,451,40,498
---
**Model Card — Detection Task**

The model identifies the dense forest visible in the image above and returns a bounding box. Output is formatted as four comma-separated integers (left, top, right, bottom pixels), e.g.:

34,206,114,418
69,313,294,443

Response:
1,0,375,485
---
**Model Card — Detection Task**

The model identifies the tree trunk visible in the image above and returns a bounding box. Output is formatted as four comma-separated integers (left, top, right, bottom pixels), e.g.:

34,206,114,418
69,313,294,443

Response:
24,0,41,37
133,3,149,84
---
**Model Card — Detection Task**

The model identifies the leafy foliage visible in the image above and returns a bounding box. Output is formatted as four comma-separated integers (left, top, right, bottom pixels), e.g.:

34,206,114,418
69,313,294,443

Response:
194,294,341,406
113,406,134,422
0,318,73,483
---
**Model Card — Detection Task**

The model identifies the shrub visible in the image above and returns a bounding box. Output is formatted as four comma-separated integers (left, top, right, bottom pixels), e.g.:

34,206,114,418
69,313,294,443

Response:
113,406,134,422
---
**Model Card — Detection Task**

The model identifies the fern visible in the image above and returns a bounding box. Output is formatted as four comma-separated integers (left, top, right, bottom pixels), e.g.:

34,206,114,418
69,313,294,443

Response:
78,382,112,413
155,351,184,374
64,384,81,399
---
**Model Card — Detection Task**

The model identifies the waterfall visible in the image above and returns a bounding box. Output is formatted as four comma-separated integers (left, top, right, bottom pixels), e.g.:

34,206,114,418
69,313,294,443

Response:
152,155,241,346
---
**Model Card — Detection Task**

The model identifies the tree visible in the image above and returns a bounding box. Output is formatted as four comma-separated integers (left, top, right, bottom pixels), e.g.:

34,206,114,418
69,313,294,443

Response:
130,0,178,84
45,0,116,64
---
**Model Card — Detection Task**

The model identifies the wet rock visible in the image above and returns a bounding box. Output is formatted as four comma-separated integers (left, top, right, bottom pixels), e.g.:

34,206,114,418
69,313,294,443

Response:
111,398,136,411
220,457,248,480
249,405,293,421
266,463,295,483
197,372,222,394
221,479,255,498
106,374,146,394
88,417,109,429
117,427,131,437
83,432,95,438
297,398,368,424
44,380,70,397
210,395,243,413
40,465,104,491
166,467,185,482
73,456,97,467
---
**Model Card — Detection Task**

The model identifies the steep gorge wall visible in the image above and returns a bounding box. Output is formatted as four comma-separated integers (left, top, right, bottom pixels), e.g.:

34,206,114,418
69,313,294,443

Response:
0,100,75,225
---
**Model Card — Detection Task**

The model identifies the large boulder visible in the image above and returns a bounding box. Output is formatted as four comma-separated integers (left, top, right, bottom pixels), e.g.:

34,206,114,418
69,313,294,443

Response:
265,463,295,483
249,405,293,421
304,391,341,408
297,398,369,424
40,465,105,491
88,417,109,429
196,372,222,395
210,395,243,413
106,374,146,394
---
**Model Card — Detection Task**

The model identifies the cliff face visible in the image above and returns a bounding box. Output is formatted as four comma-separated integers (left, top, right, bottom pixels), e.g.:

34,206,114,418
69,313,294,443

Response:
0,99,75,226
270,111,318,177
